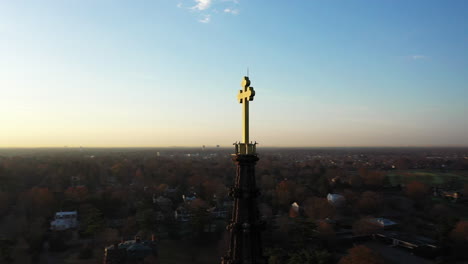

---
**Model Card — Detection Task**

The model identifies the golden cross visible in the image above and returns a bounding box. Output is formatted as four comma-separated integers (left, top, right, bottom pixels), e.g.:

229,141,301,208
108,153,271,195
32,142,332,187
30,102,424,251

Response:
237,76,255,144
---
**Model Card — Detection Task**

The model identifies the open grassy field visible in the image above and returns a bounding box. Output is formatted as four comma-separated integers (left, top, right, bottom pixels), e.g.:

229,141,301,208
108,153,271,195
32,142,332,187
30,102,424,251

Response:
386,170,468,188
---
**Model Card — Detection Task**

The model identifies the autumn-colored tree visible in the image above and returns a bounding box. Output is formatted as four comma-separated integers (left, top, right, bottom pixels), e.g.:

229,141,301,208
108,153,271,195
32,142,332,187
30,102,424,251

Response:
343,189,359,206
97,228,120,244
358,191,382,214
188,174,206,188
358,168,368,178
289,206,299,218
314,175,331,196
260,173,275,190
201,178,221,200
121,216,138,237
274,215,291,242
24,217,48,260
30,187,54,207
186,197,212,237
450,221,468,242
364,171,385,187
287,248,332,264
276,180,297,207
303,197,335,220
463,183,468,197
293,185,307,202
431,204,452,221
214,183,228,202
343,189,360,211
395,158,411,170
19,187,55,218
349,174,363,188
339,245,385,264
166,173,182,187
189,198,209,210
317,221,335,239
156,183,169,195
405,181,430,201
190,206,211,238
217,230,230,257
357,168,386,187
259,203,273,219
65,186,89,202
143,255,158,264
450,220,468,260
135,168,144,180
352,218,380,236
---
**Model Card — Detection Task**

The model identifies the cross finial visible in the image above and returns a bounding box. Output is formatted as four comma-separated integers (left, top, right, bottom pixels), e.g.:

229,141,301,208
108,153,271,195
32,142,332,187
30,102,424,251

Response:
238,77,255,103
237,76,255,147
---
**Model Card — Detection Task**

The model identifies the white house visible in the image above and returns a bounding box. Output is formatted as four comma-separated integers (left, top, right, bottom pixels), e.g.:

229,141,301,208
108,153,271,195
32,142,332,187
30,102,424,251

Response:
50,211,79,231
327,193,346,207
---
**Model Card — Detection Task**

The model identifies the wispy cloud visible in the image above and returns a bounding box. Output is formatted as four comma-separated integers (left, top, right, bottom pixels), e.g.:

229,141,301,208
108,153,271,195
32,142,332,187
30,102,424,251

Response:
178,0,240,23
199,14,211,23
224,8,239,15
192,0,212,11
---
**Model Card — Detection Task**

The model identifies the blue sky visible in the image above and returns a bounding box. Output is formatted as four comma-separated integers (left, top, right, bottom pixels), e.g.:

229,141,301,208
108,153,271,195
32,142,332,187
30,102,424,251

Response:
0,0,467,147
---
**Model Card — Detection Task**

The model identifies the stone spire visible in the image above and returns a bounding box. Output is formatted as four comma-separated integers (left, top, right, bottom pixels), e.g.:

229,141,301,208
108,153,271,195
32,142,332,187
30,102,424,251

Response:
222,76,266,264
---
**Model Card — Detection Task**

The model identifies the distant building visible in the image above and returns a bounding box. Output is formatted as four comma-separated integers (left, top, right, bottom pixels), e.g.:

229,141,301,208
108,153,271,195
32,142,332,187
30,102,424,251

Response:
153,195,172,212
71,175,82,188
208,206,228,219
174,206,192,222
374,230,438,252
442,190,461,201
289,202,300,218
50,211,79,231
182,193,197,203
432,187,461,201
366,217,397,228
327,193,346,207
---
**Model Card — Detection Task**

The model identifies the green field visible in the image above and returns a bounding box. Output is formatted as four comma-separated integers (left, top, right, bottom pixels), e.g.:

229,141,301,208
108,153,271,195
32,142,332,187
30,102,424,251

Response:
386,170,468,188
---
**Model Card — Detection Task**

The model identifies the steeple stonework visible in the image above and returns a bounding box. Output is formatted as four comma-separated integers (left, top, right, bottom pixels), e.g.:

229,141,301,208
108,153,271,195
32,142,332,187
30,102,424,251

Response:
222,76,266,264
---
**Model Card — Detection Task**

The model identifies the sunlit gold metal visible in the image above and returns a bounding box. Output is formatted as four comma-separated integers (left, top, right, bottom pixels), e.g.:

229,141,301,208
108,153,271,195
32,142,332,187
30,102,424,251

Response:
235,76,257,155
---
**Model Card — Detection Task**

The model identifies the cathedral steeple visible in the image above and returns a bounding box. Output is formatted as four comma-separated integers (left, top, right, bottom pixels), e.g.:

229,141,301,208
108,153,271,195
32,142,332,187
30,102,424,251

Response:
222,76,266,264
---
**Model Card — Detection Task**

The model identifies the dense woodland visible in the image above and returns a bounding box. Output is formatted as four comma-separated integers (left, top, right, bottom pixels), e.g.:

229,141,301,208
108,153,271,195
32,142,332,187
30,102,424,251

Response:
0,147,468,263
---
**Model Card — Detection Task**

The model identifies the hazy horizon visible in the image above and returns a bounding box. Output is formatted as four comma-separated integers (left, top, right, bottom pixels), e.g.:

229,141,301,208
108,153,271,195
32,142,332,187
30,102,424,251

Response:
1,145,468,149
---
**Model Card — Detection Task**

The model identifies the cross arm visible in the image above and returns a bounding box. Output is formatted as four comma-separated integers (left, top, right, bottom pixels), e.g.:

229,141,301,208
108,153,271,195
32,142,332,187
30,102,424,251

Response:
237,87,255,103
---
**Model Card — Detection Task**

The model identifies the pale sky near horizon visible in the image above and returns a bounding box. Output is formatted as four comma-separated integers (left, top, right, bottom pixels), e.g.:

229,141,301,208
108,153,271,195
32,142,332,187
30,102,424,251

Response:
0,0,467,147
